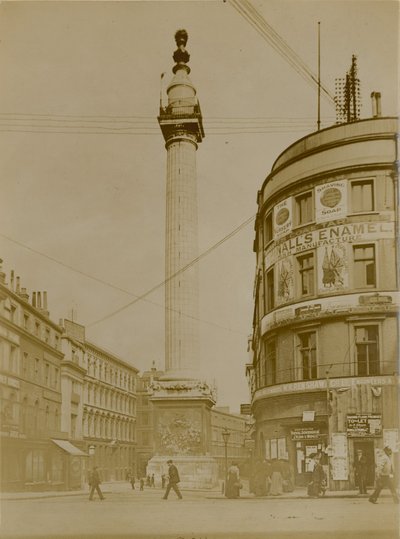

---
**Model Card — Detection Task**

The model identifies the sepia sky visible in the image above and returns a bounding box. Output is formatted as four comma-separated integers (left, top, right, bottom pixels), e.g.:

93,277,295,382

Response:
0,0,398,411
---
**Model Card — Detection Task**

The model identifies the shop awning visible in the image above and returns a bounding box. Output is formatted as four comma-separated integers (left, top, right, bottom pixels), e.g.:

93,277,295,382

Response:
51,439,88,456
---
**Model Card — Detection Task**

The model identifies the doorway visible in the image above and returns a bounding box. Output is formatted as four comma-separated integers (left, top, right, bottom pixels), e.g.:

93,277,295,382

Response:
353,440,375,486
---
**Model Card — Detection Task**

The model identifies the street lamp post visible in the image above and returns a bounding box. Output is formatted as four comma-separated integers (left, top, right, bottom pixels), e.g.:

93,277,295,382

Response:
222,428,230,495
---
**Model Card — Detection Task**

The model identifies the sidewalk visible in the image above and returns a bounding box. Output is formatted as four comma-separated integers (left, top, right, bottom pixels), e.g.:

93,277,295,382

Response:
1,480,385,501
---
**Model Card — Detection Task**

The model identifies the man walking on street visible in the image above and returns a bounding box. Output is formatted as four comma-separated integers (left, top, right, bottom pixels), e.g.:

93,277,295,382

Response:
354,449,368,494
88,466,105,501
163,459,182,500
369,446,399,504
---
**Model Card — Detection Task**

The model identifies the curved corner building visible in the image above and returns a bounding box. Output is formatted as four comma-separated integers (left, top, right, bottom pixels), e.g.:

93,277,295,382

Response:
249,115,398,490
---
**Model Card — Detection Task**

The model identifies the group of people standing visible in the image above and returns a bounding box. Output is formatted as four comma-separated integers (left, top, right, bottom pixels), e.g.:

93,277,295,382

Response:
250,459,295,497
87,448,398,504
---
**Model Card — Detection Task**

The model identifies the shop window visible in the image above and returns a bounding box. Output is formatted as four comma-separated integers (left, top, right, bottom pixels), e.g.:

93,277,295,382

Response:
353,244,376,288
265,268,275,311
355,326,379,376
297,252,315,296
298,332,317,380
264,212,273,245
351,179,374,213
25,450,45,482
51,453,64,482
295,191,313,226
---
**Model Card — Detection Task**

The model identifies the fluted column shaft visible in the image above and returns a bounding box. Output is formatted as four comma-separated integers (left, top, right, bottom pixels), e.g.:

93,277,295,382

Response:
165,132,199,377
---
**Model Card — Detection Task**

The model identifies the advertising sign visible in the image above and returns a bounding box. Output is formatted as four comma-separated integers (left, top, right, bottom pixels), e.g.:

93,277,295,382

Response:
317,243,348,294
266,221,393,266
316,181,347,223
276,257,294,305
274,198,292,239
331,433,349,480
347,414,382,437
291,427,320,441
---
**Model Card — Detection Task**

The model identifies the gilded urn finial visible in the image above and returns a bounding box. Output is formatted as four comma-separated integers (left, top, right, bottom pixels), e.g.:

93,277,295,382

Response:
173,29,190,65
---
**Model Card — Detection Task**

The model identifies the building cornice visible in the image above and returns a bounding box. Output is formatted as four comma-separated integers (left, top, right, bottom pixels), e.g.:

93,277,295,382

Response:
252,374,398,404
84,341,139,374
269,117,397,177
0,315,64,359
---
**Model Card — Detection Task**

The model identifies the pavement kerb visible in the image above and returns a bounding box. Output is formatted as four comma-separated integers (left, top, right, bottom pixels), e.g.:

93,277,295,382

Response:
1,485,388,502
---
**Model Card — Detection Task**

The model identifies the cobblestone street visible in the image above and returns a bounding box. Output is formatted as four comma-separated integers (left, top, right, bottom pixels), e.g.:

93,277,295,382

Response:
1,483,398,539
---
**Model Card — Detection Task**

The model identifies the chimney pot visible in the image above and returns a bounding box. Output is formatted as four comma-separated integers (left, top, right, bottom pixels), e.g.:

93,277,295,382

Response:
43,291,48,310
37,291,42,309
10,270,14,291
16,276,20,294
32,291,37,307
371,91,382,118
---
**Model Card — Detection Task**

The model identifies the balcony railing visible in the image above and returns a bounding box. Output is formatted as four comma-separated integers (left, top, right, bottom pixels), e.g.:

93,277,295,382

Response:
159,98,202,120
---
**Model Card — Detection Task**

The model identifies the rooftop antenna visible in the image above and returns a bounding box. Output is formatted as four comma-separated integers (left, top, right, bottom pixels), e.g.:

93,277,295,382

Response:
317,21,321,131
335,55,361,124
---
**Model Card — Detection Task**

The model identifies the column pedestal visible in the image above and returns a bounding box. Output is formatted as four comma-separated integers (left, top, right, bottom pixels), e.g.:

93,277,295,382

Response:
146,380,218,489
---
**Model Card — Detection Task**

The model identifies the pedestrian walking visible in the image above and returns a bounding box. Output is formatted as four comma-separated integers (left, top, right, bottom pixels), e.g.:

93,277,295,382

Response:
369,446,399,504
225,461,241,499
162,459,183,500
130,475,136,490
354,449,368,494
307,453,326,498
161,474,166,489
88,466,105,501
139,478,144,491
146,475,151,487
150,473,155,488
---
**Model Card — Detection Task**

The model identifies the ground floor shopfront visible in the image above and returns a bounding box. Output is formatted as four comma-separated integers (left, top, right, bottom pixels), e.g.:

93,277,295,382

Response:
0,436,87,492
253,374,399,490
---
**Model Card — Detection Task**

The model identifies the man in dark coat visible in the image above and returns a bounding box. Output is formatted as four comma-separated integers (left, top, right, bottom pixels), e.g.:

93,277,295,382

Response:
369,446,399,504
88,466,105,501
354,449,368,494
162,459,183,500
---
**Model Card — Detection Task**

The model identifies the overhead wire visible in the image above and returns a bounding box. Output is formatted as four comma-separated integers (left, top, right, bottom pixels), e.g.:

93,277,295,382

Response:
87,214,256,327
0,214,255,333
229,0,335,104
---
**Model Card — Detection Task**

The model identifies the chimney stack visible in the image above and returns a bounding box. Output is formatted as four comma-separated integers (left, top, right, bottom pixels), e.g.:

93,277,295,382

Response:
32,292,37,308
10,270,14,291
37,291,42,309
371,91,382,118
16,276,20,295
42,291,49,317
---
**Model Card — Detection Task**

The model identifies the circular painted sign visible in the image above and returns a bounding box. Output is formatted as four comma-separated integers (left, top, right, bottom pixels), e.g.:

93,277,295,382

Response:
320,187,342,208
275,207,290,225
